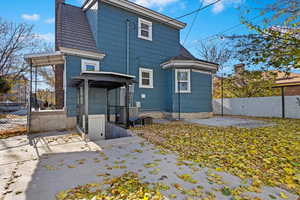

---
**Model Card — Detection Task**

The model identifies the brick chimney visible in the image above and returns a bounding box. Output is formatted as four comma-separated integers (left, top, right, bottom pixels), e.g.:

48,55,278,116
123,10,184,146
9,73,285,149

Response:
54,0,65,109
56,0,65,5
234,64,245,75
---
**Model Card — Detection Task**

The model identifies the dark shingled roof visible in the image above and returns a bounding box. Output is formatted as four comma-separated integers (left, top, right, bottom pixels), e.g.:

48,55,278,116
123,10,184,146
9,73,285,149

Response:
168,45,218,66
56,3,101,54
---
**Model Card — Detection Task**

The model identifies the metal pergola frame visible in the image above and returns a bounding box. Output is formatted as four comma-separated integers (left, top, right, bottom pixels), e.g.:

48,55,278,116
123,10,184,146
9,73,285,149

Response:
24,52,65,133
71,72,135,136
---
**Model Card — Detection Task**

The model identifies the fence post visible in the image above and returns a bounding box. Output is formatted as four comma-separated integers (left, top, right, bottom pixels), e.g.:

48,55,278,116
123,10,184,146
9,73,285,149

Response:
281,87,285,118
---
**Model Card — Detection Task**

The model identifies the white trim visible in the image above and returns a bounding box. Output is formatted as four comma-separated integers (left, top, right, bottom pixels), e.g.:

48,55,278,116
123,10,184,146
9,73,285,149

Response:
98,0,186,29
81,59,100,72
24,51,63,59
161,60,218,72
192,69,212,75
59,47,106,60
24,51,65,67
82,0,97,10
81,71,136,79
139,68,153,88
175,69,191,93
138,18,152,41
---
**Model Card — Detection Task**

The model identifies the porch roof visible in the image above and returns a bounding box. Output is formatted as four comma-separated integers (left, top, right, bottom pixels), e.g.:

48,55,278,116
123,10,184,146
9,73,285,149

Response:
24,52,64,67
71,71,136,90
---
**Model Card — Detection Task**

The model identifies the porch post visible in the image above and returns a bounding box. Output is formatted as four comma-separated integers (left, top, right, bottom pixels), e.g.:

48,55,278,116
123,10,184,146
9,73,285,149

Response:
125,83,130,128
27,62,33,133
84,78,89,135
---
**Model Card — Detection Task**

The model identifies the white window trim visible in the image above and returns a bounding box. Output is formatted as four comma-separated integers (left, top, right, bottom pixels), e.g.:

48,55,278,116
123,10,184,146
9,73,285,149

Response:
138,18,153,41
139,67,153,88
81,59,100,72
175,69,191,93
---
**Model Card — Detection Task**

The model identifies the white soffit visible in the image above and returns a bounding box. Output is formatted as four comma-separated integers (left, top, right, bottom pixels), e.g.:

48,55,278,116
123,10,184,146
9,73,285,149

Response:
161,60,218,72
24,52,65,67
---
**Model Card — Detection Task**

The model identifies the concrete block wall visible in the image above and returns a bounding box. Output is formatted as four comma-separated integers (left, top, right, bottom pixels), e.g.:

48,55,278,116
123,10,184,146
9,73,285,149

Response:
30,110,76,133
213,96,300,119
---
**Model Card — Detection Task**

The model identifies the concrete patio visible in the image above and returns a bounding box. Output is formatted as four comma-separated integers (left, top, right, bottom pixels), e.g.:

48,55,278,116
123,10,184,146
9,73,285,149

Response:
185,116,275,128
0,131,298,200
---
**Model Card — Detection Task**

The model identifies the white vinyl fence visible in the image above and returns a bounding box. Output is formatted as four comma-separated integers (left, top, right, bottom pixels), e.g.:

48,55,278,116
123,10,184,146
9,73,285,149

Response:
213,96,300,119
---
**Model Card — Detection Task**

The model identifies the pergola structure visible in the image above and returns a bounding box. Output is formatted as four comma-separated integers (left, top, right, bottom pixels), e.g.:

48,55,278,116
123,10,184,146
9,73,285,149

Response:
24,52,65,133
71,72,135,136
25,52,135,139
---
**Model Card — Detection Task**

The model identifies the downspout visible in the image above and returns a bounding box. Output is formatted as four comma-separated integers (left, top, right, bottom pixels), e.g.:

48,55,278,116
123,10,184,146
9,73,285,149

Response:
126,19,130,74
177,70,181,120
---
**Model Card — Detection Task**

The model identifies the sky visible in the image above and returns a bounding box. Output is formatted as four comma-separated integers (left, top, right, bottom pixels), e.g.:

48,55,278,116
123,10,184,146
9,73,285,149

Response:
0,0,274,73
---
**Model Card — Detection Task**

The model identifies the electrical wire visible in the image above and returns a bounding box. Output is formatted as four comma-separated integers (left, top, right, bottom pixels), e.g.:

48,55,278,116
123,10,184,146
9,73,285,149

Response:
183,0,204,45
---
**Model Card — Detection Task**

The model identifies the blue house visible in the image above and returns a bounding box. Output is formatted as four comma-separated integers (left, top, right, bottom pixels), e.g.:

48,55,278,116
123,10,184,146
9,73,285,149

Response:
25,0,218,139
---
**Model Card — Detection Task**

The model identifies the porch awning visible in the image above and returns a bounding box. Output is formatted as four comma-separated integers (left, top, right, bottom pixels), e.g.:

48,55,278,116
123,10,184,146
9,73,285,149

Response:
71,71,136,90
24,52,64,67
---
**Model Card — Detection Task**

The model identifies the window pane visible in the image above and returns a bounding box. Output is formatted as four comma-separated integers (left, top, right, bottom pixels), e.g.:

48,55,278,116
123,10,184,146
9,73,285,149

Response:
141,23,149,30
142,78,150,86
141,30,149,37
86,65,95,71
142,72,150,78
179,82,188,91
178,71,188,81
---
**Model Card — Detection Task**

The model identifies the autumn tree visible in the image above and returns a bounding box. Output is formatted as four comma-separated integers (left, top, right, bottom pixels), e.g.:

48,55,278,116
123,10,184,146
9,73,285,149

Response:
228,0,300,70
222,70,281,98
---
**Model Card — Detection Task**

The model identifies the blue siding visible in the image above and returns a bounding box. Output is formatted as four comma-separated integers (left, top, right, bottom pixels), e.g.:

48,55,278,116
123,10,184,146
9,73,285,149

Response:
172,71,213,113
65,55,106,117
96,3,179,112
63,2,213,116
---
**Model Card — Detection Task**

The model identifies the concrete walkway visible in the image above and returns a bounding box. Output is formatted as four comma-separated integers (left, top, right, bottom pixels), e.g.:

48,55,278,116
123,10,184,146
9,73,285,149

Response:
0,132,298,200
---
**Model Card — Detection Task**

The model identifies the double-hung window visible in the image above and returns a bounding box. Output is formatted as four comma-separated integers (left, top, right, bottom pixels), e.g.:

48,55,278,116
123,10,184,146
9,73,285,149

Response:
138,18,152,41
139,68,153,88
175,69,191,93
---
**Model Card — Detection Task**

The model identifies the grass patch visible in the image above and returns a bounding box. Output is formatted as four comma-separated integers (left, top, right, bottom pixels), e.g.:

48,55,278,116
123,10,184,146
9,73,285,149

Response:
132,118,300,195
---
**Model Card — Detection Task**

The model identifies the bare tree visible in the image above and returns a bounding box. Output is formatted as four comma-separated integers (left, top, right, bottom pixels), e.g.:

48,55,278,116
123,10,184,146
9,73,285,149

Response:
0,18,40,80
197,41,233,70
36,43,55,89
197,41,233,116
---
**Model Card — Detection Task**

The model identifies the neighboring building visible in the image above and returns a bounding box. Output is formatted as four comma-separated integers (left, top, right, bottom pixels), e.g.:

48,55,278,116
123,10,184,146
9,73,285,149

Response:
273,71,300,96
214,64,300,98
25,0,218,136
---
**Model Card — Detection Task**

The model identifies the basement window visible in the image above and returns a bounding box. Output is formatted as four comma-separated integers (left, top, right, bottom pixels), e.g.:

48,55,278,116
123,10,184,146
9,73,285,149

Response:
138,18,152,41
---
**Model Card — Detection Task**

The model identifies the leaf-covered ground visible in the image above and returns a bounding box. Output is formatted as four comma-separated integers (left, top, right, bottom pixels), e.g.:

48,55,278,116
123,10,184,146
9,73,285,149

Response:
56,172,164,200
132,118,300,196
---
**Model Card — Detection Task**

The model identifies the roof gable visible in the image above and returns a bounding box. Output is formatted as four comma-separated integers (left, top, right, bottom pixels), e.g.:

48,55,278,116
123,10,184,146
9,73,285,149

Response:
82,0,186,29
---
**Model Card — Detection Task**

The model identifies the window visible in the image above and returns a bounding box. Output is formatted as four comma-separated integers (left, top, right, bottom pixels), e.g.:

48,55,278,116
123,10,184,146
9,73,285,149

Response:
139,68,153,88
175,69,191,93
81,59,100,72
138,18,152,41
